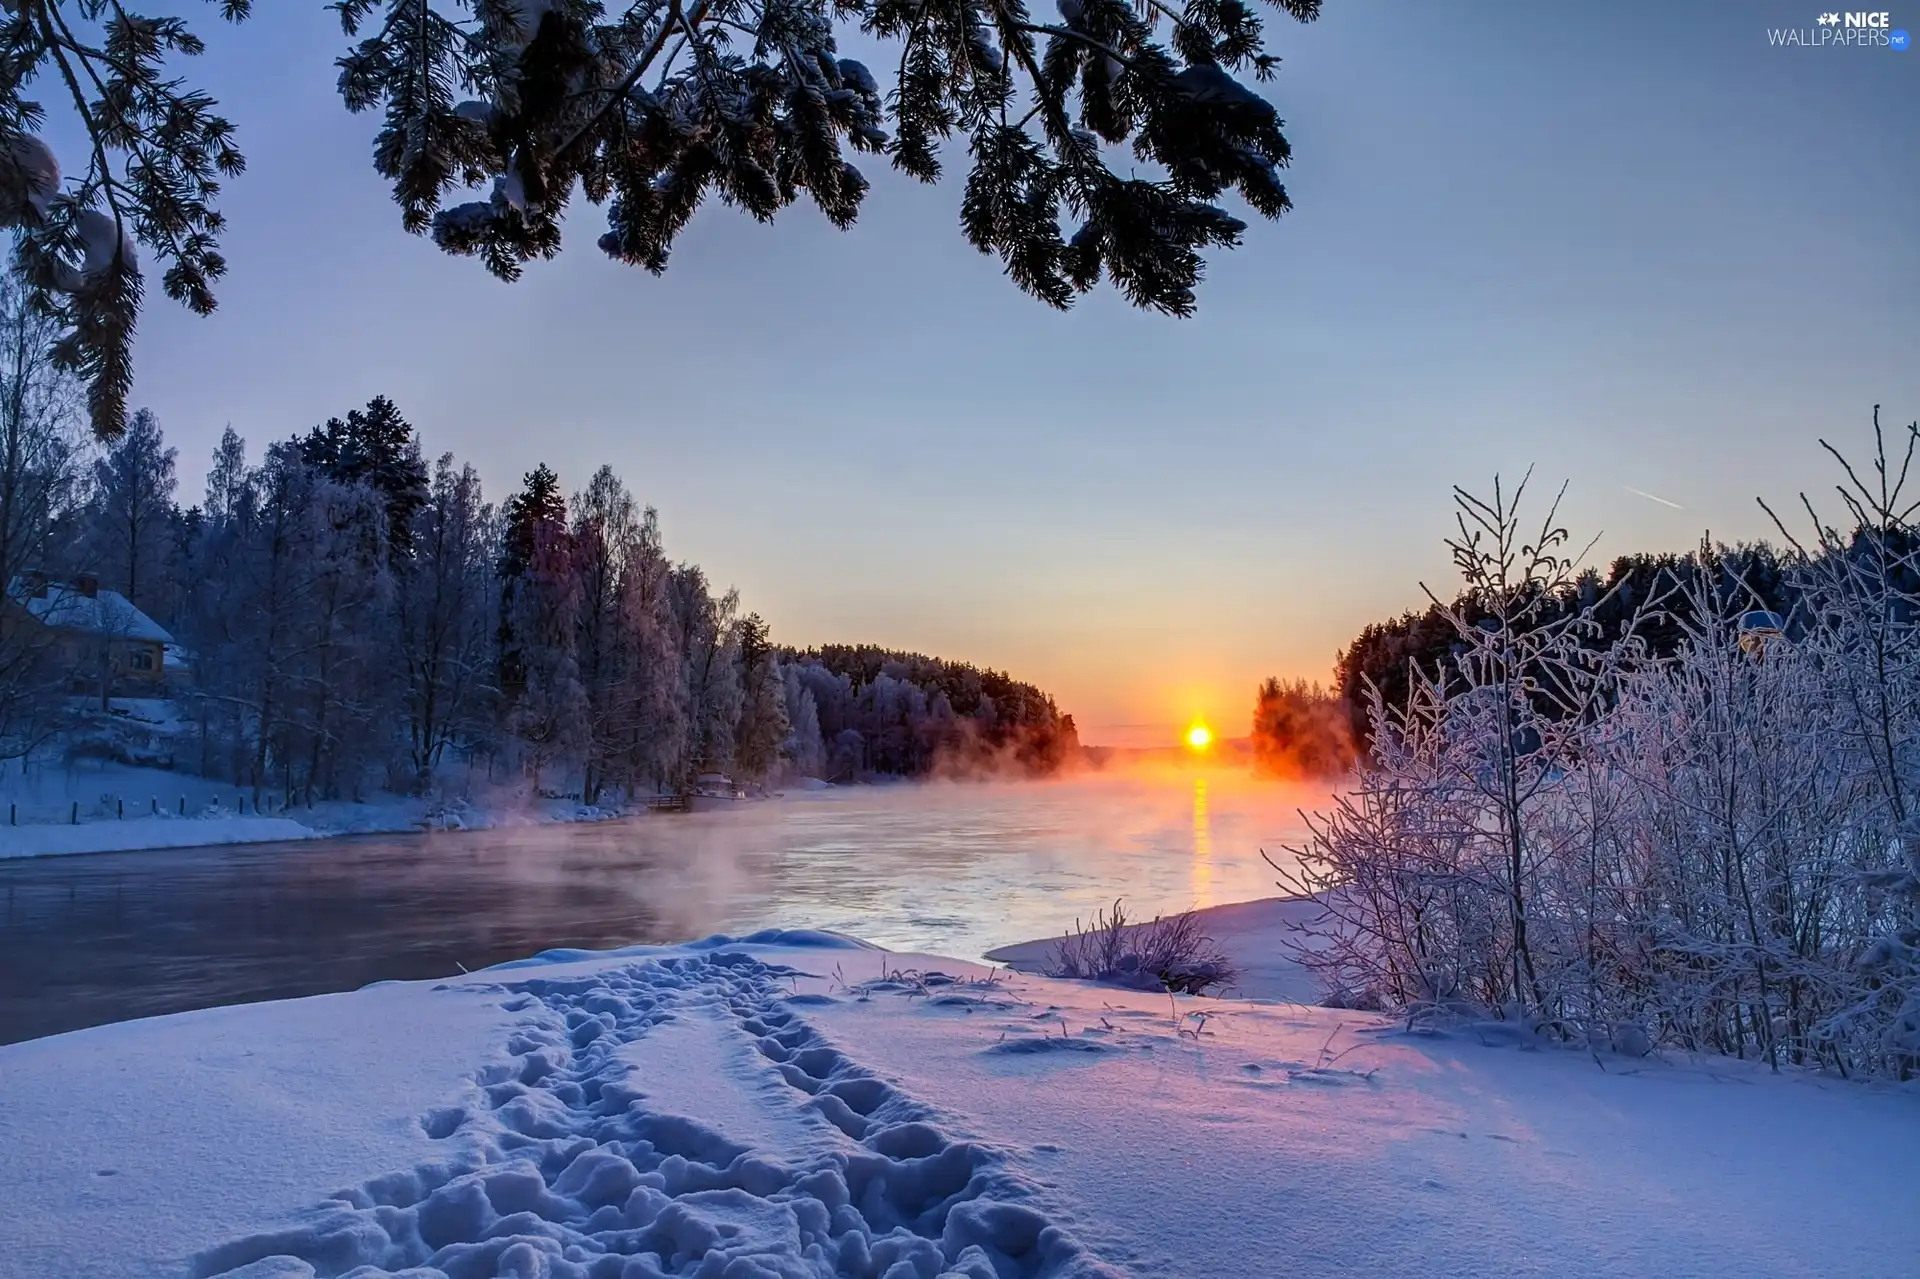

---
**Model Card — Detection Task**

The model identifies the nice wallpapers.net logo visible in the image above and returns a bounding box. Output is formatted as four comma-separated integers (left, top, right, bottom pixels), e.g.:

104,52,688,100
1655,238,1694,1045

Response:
1767,10,1911,47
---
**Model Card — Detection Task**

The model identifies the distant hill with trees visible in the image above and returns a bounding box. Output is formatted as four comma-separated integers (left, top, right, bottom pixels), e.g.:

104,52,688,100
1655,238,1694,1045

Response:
780,645,1080,781
1244,544,1804,771
1331,544,1798,753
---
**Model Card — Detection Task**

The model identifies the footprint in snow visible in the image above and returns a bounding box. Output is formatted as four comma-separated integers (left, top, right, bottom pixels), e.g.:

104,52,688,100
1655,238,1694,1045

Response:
193,950,1127,1279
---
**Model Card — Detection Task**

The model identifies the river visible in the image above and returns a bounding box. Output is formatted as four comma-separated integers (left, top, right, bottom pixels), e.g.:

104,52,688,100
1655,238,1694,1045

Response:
0,767,1331,1044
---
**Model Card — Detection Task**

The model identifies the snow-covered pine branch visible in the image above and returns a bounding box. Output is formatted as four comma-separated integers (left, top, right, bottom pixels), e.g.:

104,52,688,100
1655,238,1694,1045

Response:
0,0,1320,438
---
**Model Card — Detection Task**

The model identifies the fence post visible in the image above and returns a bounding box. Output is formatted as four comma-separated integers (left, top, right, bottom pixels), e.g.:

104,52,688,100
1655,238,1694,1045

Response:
118,798,124,819
70,801,78,825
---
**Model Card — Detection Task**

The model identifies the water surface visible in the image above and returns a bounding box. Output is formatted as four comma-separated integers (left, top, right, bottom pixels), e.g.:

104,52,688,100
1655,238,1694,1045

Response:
0,768,1328,1043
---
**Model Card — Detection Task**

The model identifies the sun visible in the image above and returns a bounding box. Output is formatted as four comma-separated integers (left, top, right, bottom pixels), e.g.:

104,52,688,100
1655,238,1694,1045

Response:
1186,724,1212,750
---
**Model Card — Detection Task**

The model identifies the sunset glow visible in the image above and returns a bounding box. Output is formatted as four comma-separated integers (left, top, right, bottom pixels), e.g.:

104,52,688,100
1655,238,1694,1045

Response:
1186,724,1213,750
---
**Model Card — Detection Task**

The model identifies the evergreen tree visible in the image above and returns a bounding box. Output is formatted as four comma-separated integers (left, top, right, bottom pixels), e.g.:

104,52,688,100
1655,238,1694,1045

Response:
497,463,567,698
500,463,566,580
734,613,791,782
0,0,1326,437
299,396,429,561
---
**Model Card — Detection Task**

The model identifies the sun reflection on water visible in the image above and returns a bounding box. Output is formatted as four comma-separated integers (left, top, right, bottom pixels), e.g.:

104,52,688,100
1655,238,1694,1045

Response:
1191,775,1214,909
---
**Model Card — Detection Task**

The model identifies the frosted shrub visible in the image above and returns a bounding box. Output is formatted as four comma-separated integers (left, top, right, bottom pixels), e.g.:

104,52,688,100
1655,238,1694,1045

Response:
1277,473,1655,1032
1047,900,1238,995
1279,412,1920,1080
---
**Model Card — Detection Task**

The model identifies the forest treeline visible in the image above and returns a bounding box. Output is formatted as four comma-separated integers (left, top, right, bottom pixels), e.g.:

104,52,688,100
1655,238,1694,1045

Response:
1247,543,1804,773
1331,543,1798,751
0,289,1077,800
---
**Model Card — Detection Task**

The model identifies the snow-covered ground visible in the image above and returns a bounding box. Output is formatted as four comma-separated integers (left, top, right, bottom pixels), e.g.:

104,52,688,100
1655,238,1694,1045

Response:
4,923,1916,1278
984,895,1334,1003
0,814,318,856
0,756,648,859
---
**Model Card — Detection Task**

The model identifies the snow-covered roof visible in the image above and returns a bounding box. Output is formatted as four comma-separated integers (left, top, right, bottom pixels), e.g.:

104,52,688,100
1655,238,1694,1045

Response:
7,577,173,644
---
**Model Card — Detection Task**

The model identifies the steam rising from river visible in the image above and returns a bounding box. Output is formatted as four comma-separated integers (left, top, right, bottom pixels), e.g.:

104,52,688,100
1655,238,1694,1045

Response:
0,764,1344,1041
522,763,1344,959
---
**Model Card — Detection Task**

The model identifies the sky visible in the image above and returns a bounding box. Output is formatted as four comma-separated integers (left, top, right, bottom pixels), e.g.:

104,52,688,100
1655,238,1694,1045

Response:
85,0,1920,747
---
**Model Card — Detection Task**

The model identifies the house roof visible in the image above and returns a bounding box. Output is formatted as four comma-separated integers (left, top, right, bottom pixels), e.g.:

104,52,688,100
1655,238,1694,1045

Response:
7,578,174,644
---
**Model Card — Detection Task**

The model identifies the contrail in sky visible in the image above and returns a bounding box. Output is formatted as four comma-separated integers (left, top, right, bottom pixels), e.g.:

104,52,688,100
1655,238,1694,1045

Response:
1624,485,1684,510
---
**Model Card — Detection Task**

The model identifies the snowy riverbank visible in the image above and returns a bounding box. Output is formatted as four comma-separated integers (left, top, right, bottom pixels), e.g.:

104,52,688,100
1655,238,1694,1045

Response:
0,799,639,859
985,894,1334,1004
0,759,680,859
4,924,1917,1278
0,814,320,857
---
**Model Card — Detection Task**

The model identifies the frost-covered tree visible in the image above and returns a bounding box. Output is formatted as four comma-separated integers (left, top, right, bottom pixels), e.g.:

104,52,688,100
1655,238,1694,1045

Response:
1757,409,1920,1078
0,273,83,759
175,428,256,779
203,443,316,794
187,442,390,801
571,463,640,803
280,470,392,801
202,426,249,525
51,413,1085,799
507,517,586,787
0,0,1323,438
671,563,741,775
1285,413,1920,1081
780,643,1077,776
394,454,498,790
612,503,684,793
87,406,177,613
781,673,824,778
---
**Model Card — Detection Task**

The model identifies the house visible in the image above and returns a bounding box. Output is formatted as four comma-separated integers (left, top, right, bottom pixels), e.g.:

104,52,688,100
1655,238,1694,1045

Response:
5,572,176,694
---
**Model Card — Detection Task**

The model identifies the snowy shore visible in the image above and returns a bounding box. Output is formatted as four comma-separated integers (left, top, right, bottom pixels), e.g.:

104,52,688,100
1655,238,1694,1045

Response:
0,759,658,859
4,921,1918,1278
0,814,319,857
0,802,642,859
985,894,1333,1004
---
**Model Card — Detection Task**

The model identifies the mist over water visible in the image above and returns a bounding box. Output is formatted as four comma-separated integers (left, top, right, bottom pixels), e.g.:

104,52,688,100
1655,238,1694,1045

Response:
0,768,1331,1043
737,767,1326,954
